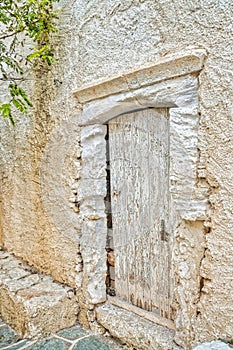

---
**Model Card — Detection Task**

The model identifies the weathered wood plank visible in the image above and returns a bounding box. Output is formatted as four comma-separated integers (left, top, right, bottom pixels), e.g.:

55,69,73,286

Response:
109,117,128,300
109,108,173,318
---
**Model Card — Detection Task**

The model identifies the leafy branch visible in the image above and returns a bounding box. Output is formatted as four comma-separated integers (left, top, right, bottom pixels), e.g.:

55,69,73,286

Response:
0,0,59,125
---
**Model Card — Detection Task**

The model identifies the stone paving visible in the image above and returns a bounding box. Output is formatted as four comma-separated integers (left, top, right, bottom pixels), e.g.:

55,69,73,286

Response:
1,318,233,350
0,318,131,350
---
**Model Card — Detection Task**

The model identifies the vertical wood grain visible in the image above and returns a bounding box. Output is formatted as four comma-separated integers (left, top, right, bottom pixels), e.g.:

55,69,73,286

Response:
109,108,172,318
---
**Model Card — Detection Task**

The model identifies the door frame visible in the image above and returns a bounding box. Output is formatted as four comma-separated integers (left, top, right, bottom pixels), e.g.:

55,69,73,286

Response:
74,49,208,343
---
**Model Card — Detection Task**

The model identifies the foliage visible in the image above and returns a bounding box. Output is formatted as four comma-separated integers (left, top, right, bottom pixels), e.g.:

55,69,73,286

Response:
0,0,59,125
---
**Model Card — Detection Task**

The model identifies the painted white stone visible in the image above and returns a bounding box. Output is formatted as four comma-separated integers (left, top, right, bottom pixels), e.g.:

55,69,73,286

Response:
81,76,198,125
1,1,232,346
77,59,209,344
74,49,206,103
193,341,232,350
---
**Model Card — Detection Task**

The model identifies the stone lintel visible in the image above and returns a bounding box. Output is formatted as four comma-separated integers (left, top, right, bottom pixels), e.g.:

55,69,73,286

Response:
74,48,206,103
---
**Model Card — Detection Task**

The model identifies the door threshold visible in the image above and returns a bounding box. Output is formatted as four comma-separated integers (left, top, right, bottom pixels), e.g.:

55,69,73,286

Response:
107,295,175,331
96,300,181,350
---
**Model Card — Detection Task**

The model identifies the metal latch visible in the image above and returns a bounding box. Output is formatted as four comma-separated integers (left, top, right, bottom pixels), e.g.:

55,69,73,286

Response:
160,219,169,242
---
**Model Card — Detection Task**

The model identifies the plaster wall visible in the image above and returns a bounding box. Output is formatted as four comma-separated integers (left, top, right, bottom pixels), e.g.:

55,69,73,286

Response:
0,0,233,347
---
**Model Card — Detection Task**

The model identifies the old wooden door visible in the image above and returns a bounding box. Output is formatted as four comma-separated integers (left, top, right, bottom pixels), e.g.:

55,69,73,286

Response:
108,108,173,319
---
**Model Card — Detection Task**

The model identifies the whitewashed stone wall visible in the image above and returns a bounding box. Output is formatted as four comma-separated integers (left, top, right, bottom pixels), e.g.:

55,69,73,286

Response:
0,0,233,348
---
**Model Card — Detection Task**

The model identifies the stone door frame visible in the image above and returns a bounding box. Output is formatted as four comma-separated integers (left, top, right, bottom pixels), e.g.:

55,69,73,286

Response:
74,49,208,338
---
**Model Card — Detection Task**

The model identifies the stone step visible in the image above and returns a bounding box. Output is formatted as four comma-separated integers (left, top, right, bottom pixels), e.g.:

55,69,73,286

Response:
0,249,79,339
96,302,181,350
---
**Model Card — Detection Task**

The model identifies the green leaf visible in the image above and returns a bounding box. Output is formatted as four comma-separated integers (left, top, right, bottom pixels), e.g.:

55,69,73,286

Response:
0,103,15,125
0,103,11,119
12,98,28,113
0,0,59,125
18,87,33,107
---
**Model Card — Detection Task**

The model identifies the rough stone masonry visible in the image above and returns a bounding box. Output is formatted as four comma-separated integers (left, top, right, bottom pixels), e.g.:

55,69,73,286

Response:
0,0,233,349
0,250,78,338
